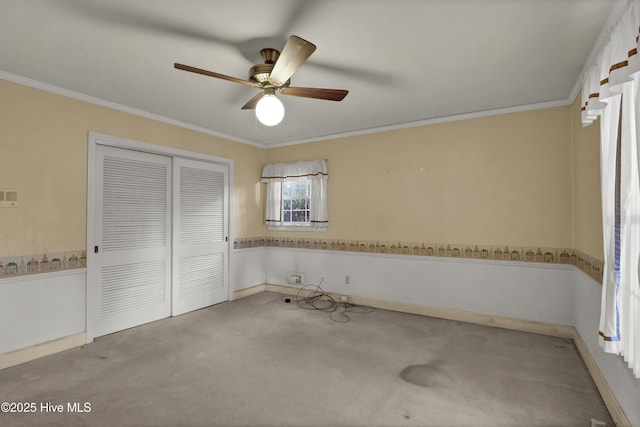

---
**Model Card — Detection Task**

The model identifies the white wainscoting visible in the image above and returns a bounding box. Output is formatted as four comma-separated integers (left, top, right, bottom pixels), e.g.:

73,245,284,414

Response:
2,247,638,426
265,247,575,325
0,269,86,354
231,247,266,298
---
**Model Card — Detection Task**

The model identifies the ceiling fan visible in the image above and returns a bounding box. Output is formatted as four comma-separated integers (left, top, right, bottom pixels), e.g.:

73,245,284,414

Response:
174,35,348,126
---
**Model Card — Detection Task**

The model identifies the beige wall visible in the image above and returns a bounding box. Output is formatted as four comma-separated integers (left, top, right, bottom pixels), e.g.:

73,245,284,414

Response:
0,80,265,256
266,107,574,248
0,78,604,260
570,95,604,260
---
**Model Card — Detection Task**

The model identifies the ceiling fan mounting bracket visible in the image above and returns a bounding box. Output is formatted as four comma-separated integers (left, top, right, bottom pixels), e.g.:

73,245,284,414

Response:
260,48,280,64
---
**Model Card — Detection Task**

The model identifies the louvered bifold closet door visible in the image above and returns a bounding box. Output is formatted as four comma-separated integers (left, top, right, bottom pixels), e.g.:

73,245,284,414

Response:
91,145,172,337
172,158,228,316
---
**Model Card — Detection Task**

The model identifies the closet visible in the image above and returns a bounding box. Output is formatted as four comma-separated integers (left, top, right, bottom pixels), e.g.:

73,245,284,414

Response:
87,134,230,340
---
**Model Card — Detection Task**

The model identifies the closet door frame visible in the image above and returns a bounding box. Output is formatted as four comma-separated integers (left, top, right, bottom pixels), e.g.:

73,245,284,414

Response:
86,132,234,343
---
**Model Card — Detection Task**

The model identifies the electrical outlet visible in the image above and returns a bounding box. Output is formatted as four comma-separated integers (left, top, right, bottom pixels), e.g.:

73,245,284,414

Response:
287,272,304,285
340,295,349,302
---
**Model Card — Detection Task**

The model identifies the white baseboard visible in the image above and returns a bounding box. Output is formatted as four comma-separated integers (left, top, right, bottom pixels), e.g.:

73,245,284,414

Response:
0,332,86,371
232,284,266,300
264,283,575,337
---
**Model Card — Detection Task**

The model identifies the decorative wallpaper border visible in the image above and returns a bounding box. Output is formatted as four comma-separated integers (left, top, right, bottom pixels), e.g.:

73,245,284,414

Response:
0,250,86,279
234,237,604,284
1,240,604,285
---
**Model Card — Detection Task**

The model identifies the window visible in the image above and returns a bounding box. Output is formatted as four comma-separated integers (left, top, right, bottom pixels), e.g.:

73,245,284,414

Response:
282,178,311,224
261,160,328,231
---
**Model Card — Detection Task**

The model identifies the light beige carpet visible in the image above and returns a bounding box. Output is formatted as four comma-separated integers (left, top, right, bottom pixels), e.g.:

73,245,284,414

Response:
0,292,612,426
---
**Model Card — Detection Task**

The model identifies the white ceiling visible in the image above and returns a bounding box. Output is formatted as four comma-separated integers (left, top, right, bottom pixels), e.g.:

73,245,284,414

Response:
0,0,623,147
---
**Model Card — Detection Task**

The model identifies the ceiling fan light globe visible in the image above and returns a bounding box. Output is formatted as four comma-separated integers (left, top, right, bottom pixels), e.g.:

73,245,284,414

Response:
256,94,285,126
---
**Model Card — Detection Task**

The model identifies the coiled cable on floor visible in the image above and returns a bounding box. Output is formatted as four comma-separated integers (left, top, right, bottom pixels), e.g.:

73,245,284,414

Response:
294,277,374,323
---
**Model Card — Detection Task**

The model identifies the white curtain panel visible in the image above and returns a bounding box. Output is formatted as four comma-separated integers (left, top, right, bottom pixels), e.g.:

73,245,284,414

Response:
261,160,328,230
309,172,328,227
264,180,282,224
581,0,640,378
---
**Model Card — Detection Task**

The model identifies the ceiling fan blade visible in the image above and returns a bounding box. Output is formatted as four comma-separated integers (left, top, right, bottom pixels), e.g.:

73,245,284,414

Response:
268,35,316,86
241,92,264,110
280,87,348,101
174,63,259,87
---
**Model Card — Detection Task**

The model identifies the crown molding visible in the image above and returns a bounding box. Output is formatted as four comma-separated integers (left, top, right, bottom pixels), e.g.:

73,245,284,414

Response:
1,70,576,149
265,99,572,148
0,70,263,148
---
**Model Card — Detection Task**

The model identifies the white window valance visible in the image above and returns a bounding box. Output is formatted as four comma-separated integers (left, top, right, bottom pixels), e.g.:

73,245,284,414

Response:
581,0,640,126
261,160,328,231
260,159,328,182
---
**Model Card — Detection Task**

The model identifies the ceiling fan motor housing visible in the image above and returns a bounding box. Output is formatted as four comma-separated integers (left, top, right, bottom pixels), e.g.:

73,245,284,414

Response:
249,48,285,85
249,63,274,83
